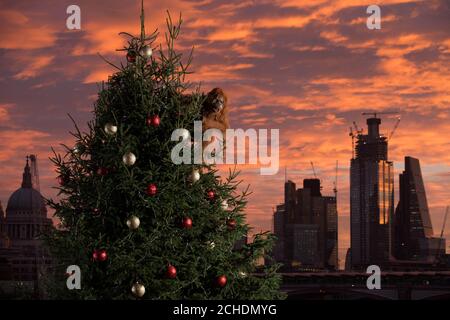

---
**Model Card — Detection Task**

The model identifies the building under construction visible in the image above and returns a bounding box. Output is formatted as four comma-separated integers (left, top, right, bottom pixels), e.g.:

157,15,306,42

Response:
349,116,395,270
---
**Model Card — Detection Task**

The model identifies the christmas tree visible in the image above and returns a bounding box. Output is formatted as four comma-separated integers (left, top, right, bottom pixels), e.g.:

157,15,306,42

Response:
45,6,283,299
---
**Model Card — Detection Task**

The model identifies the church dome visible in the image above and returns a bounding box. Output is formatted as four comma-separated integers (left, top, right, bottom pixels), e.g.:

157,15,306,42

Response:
7,188,46,213
5,158,46,216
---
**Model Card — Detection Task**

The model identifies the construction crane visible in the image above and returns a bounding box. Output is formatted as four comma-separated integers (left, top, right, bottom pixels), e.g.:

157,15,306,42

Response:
310,161,317,179
388,116,401,140
352,121,363,135
350,121,363,159
29,154,40,191
333,160,338,198
436,206,449,263
349,127,355,159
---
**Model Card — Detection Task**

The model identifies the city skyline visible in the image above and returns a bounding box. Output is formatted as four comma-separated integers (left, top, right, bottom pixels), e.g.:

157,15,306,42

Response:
0,0,449,266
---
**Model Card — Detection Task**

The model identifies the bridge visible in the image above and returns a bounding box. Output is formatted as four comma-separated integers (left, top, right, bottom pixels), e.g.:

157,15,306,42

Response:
280,271,450,300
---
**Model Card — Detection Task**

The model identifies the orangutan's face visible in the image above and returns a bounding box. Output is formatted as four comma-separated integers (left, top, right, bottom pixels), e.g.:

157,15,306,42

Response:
211,94,224,113
202,88,226,116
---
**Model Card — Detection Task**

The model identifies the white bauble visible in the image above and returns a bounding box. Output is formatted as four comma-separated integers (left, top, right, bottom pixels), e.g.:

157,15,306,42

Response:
206,241,215,250
221,200,229,210
140,45,153,58
104,123,117,135
238,271,248,278
191,169,200,183
131,282,145,297
122,152,137,166
126,216,140,230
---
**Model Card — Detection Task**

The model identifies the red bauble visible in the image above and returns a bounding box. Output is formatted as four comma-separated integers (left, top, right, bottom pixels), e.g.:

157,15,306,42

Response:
146,115,160,127
182,217,193,229
207,190,215,200
57,176,65,186
227,218,237,230
166,265,177,279
216,275,227,287
92,250,98,261
151,115,160,127
96,167,108,176
93,208,100,215
146,183,157,196
98,249,108,262
126,52,136,63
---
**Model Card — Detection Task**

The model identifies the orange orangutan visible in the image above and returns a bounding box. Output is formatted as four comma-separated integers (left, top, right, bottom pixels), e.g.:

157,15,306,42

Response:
201,87,229,148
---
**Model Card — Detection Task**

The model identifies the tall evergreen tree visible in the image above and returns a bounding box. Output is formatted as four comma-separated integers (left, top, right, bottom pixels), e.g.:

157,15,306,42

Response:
45,6,283,299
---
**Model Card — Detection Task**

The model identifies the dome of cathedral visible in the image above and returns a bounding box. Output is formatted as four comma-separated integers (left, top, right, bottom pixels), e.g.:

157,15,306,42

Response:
5,158,46,216
6,188,46,214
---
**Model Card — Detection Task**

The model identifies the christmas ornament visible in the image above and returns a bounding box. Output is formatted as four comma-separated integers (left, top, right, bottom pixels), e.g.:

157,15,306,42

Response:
92,250,98,261
216,275,227,287
190,169,200,183
146,115,160,127
146,183,157,196
98,249,108,262
151,115,160,127
93,208,100,215
207,190,215,200
139,45,153,58
57,176,65,186
96,167,108,176
122,152,137,166
206,241,215,249
182,217,193,229
221,200,228,210
104,123,117,135
126,216,140,230
238,271,248,278
227,218,237,230
166,265,177,279
126,51,136,63
131,282,145,298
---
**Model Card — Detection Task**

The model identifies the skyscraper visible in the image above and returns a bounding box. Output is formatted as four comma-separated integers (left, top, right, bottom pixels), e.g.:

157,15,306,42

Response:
394,156,444,260
350,117,394,269
273,204,286,264
273,179,338,271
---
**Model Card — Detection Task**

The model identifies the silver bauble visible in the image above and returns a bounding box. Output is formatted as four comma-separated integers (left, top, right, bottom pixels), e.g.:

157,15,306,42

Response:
221,200,229,210
206,241,215,249
191,169,200,183
104,123,117,135
122,152,137,166
140,45,153,58
131,282,145,297
126,216,140,230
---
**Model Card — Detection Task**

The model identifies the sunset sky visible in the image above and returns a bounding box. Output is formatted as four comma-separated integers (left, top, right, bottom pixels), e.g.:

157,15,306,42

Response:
0,0,449,265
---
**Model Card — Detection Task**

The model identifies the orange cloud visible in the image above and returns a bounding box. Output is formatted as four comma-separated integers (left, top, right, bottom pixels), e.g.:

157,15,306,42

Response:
0,10,57,49
0,104,13,121
13,55,55,80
